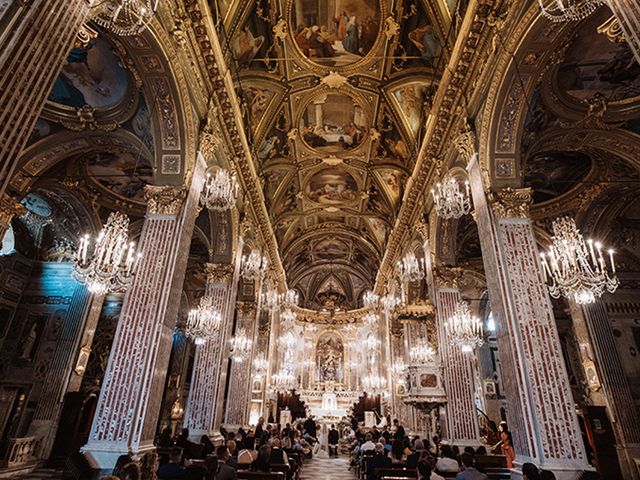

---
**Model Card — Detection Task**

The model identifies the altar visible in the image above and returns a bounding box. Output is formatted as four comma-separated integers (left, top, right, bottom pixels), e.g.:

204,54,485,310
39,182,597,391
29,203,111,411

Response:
298,386,361,422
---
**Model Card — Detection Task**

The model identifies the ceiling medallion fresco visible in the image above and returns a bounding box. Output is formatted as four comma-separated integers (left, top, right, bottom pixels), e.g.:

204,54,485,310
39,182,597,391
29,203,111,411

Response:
290,0,382,68
305,167,360,206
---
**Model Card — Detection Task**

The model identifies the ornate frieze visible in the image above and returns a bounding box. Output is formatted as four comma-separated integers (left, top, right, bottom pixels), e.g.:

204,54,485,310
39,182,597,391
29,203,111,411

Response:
144,185,187,215
490,187,533,219
204,263,235,283
433,266,464,289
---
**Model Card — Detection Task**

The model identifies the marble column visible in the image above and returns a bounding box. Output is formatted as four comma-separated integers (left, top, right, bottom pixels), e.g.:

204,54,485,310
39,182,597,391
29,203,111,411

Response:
466,151,590,477
82,164,205,469
224,300,258,428
605,0,640,63
0,193,25,241
29,274,95,459
432,267,481,447
570,300,640,480
183,262,236,440
0,1,91,195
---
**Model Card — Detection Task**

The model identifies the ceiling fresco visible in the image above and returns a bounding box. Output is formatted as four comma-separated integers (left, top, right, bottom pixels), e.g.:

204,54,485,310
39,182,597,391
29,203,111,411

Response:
223,0,448,309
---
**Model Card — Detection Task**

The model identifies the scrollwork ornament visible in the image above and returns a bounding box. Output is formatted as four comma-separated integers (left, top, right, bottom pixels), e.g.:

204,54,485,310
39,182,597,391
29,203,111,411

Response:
490,187,533,219
0,194,26,227
453,121,477,161
204,263,234,283
144,185,187,215
384,16,400,39
273,18,288,41
236,300,257,317
433,266,464,289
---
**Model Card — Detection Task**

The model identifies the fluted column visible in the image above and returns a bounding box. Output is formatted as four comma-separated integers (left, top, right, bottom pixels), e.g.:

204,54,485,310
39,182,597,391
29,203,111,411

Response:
467,151,589,477
605,0,640,63
183,262,235,439
432,267,481,446
0,1,91,195
570,300,640,480
82,163,205,469
224,300,258,427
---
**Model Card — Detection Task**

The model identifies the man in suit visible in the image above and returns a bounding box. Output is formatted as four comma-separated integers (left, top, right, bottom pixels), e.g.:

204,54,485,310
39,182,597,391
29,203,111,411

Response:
216,445,238,480
157,448,185,479
455,453,488,480
328,425,340,456
367,443,392,480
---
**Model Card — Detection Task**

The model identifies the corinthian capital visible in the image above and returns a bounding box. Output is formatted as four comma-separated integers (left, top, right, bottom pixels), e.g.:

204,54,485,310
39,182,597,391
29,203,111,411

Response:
204,262,234,283
0,193,26,228
490,187,533,219
453,121,477,161
434,266,464,289
144,185,187,215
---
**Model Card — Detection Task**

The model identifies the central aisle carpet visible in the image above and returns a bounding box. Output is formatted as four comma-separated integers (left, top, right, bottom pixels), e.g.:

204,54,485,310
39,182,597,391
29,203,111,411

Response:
300,455,355,480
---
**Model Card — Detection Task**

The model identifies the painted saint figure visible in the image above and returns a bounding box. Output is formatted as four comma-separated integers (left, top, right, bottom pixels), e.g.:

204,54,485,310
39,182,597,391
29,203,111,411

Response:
343,16,359,54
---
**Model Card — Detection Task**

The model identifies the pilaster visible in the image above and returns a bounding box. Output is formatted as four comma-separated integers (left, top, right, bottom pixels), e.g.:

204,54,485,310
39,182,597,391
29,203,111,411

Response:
467,154,590,477
224,300,258,428
183,262,235,440
432,266,481,447
0,1,91,195
82,158,204,469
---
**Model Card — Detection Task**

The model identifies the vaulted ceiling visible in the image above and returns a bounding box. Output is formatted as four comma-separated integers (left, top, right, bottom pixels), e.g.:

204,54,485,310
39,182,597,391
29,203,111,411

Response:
219,0,463,309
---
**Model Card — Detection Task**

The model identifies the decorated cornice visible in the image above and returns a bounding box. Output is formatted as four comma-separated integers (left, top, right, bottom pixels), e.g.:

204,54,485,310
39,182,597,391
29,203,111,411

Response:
184,0,287,290
204,262,235,283
0,193,26,228
144,185,187,215
490,187,533,219
373,0,498,295
236,300,257,317
433,266,464,289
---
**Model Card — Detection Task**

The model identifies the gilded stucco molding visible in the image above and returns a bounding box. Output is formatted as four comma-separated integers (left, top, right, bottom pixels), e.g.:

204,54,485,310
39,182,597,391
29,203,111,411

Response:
204,262,235,283
490,187,533,219
236,300,257,317
0,193,26,228
144,185,187,215
433,266,464,289
453,121,478,162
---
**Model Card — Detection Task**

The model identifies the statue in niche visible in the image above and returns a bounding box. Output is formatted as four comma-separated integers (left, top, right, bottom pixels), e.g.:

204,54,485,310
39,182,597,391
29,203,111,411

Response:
316,332,344,383
19,323,38,361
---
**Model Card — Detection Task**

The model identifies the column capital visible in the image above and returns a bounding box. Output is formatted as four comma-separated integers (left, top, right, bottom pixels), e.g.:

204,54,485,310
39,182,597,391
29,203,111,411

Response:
144,185,187,215
236,300,257,317
416,220,429,243
433,266,464,289
204,262,234,283
453,121,477,161
0,193,26,228
489,187,533,219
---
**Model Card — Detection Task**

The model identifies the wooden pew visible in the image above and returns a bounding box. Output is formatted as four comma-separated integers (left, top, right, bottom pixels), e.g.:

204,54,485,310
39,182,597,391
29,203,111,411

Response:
237,472,286,480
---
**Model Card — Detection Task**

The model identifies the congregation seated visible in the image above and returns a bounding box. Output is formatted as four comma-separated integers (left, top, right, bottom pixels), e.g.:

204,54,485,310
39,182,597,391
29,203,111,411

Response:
455,453,488,480
418,460,444,480
216,445,238,480
367,443,391,480
435,445,460,473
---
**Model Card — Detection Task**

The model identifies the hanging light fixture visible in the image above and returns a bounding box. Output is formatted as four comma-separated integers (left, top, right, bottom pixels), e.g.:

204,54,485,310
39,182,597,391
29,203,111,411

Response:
253,354,269,379
366,335,381,352
280,289,299,307
361,374,387,395
538,0,602,22
381,294,401,313
281,308,296,323
540,217,618,305
91,0,159,36
363,290,380,309
431,176,471,219
185,296,222,345
201,168,239,211
446,301,484,353
261,288,280,313
240,249,268,281
389,358,406,377
74,211,140,295
362,312,378,326
271,368,298,393
230,328,253,362
409,339,437,364
398,252,424,283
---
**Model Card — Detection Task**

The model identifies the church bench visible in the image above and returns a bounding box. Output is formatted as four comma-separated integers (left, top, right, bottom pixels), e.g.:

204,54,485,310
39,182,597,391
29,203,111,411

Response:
237,472,286,480
375,467,416,480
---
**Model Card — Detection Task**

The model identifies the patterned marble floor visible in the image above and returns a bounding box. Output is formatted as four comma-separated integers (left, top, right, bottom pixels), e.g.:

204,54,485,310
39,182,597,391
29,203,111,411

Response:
300,455,355,480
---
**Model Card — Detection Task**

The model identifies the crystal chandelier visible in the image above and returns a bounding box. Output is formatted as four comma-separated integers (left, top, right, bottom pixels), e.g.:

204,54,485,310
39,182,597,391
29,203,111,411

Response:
381,294,401,313
201,168,239,211
240,249,268,281
540,217,618,305
362,374,387,395
431,176,471,219
538,0,602,22
281,308,296,323
271,368,298,393
91,0,159,36
74,212,140,295
363,290,380,309
409,340,436,364
446,301,484,353
366,335,381,351
185,296,222,345
362,312,378,325
261,288,280,312
389,358,406,376
230,328,253,362
398,252,424,283
278,330,296,350
253,354,269,379
280,289,299,307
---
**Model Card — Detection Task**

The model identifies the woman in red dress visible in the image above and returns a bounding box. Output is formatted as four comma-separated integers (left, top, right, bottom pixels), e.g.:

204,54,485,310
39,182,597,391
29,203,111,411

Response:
498,422,515,468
